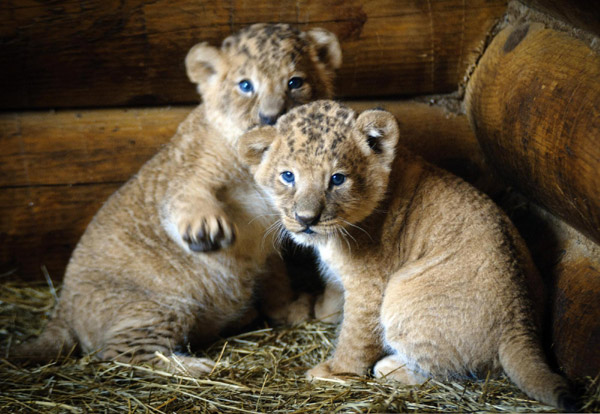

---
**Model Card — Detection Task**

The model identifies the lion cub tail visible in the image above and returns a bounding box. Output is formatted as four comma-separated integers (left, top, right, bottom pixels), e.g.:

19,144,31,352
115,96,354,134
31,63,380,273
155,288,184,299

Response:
11,317,77,364
498,327,577,411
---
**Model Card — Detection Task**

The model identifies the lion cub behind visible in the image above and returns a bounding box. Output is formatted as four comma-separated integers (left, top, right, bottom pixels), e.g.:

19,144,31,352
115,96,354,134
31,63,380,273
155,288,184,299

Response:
239,100,574,410
12,25,341,375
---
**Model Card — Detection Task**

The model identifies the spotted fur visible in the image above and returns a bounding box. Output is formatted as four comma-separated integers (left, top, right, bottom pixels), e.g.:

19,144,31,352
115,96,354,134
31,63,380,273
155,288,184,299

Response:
12,25,341,375
239,101,575,410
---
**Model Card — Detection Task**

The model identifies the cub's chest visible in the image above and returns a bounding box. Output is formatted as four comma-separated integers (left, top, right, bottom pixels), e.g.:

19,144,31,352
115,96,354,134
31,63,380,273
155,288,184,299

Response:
319,243,356,281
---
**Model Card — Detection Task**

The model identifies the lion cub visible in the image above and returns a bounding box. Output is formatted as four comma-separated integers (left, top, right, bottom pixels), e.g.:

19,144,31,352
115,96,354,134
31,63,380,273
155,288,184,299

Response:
239,101,574,409
12,25,341,375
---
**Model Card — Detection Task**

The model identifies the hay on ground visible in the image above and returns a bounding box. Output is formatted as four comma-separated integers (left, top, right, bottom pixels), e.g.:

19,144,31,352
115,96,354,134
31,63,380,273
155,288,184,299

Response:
1,278,598,413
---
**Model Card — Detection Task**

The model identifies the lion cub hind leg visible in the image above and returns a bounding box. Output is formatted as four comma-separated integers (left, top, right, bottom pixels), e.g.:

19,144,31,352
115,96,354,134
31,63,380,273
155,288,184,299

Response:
98,300,215,377
11,316,77,363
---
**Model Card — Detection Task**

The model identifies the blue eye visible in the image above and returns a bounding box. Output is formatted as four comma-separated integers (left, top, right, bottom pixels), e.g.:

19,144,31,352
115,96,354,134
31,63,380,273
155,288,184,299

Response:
238,79,254,94
281,171,295,184
288,77,304,90
330,173,346,186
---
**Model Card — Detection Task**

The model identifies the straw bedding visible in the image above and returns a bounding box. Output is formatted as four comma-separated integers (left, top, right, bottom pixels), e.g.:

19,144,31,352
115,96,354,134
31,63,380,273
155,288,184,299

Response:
1,277,598,413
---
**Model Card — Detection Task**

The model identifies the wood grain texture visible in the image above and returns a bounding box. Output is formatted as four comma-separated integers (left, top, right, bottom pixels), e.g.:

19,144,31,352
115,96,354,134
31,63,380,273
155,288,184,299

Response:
0,0,506,109
465,23,600,245
0,101,486,280
1,183,120,281
1,107,188,187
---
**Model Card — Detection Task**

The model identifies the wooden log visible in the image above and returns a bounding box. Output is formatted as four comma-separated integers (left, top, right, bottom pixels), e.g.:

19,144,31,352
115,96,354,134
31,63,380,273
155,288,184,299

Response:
0,0,507,109
465,23,600,245
0,101,488,281
0,108,188,187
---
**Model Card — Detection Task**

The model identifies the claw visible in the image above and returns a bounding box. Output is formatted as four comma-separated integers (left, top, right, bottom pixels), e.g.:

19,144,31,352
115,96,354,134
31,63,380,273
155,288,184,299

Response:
181,216,236,252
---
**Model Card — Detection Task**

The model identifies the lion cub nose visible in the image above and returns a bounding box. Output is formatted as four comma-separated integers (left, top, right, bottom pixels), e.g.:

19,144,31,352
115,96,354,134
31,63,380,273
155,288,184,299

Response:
259,111,285,125
295,212,321,227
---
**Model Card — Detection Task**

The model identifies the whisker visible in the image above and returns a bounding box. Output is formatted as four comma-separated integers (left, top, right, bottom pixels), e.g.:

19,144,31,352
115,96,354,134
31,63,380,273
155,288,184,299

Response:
339,225,358,247
337,225,352,254
341,219,373,242
261,220,282,250
272,223,290,253
270,223,282,250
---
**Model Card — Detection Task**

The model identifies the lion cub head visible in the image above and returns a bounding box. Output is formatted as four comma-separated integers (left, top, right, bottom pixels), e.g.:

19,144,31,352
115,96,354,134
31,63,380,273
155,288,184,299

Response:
185,24,342,137
239,100,399,246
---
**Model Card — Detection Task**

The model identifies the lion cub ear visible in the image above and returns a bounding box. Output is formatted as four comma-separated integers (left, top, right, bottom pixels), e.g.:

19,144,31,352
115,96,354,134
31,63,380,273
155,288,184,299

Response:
306,28,342,70
185,42,226,92
355,109,399,164
238,126,279,167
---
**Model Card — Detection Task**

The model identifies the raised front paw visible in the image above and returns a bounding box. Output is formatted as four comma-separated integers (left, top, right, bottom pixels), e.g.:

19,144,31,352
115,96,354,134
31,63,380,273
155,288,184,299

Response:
180,214,236,252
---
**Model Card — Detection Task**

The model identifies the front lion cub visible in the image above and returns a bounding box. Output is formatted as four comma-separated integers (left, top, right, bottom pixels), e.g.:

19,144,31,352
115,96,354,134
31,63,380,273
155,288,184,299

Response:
239,101,575,410
13,25,341,374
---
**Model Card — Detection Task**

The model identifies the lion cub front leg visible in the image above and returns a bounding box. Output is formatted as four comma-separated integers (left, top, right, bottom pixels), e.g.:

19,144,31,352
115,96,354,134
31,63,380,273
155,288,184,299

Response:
307,286,384,380
165,187,236,252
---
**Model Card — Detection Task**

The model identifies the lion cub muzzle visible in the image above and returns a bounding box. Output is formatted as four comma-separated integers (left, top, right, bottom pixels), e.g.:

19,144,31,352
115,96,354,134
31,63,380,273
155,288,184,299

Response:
258,95,286,125
294,190,325,232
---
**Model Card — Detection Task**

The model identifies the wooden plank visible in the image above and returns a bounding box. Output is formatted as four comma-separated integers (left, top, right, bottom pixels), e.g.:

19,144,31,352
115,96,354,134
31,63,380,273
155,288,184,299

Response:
1,107,188,187
0,183,119,281
465,23,600,245
0,0,507,109
1,102,491,189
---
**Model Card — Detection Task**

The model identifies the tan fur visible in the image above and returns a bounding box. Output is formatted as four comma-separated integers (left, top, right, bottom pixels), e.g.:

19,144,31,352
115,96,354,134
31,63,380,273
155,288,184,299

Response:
12,25,341,375
239,101,574,409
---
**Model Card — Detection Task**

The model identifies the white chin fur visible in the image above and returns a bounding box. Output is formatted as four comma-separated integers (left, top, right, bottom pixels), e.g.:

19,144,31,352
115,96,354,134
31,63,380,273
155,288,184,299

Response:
289,231,316,246
289,231,329,247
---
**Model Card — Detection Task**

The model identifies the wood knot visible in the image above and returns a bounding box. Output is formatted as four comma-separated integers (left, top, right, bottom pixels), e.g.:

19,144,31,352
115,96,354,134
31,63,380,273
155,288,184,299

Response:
503,24,529,53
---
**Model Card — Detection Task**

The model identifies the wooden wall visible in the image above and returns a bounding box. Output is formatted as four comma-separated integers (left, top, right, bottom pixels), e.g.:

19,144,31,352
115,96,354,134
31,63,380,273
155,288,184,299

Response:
0,0,506,109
